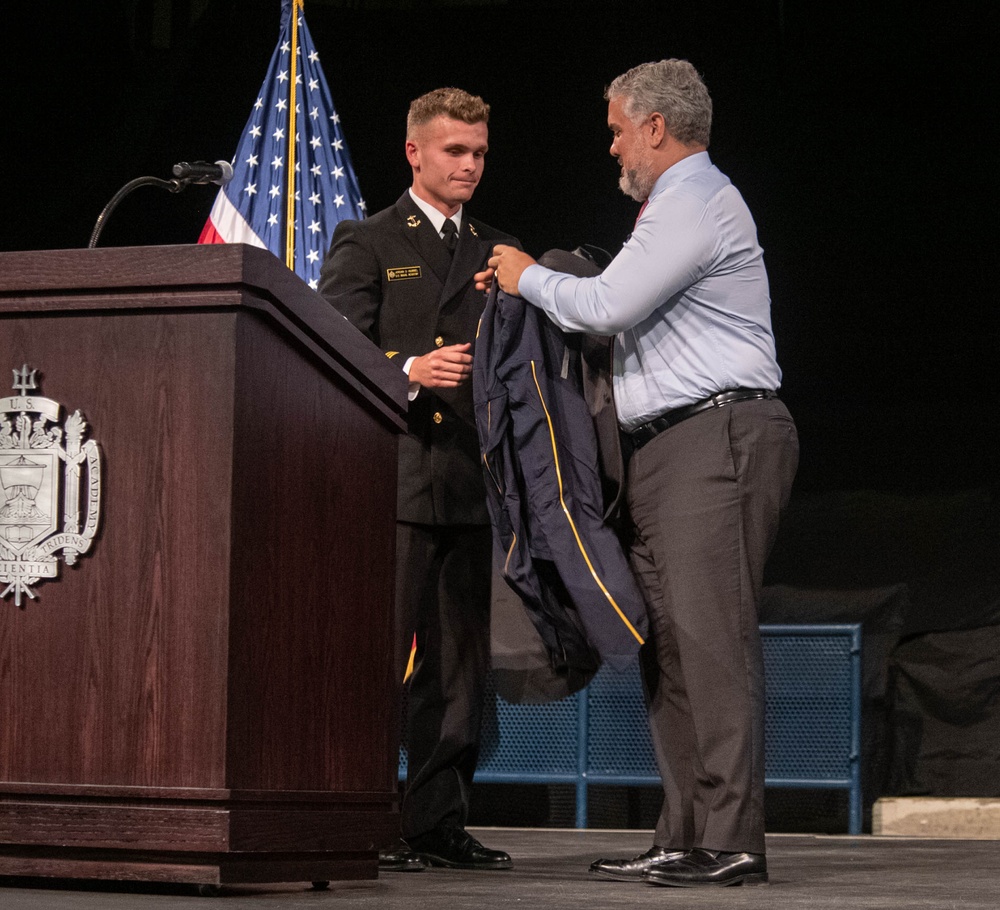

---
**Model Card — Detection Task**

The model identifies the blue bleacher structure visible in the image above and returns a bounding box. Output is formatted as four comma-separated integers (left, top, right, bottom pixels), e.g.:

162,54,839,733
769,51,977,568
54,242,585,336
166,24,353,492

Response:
401,623,863,834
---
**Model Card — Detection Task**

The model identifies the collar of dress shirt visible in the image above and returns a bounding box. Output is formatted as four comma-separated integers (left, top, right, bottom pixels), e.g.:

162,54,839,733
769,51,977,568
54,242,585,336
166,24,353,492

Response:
408,188,462,237
648,150,713,201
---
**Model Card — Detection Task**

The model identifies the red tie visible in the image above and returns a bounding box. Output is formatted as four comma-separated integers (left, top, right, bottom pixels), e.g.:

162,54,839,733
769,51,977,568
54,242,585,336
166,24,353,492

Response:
635,199,648,228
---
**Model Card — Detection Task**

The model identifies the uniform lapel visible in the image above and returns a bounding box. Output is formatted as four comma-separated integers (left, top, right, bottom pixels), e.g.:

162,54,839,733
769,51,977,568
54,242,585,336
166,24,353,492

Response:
395,193,452,284
441,217,489,305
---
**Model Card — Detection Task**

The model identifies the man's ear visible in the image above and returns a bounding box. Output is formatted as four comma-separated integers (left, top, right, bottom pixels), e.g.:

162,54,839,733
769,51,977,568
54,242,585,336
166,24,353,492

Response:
405,139,420,168
647,112,668,148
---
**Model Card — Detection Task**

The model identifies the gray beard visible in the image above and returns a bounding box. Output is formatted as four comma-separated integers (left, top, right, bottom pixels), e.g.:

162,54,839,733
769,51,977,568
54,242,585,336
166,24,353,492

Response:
619,164,655,202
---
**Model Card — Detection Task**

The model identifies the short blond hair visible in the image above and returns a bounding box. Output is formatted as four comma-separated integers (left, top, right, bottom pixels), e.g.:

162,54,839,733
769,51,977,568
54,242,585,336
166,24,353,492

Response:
406,88,490,138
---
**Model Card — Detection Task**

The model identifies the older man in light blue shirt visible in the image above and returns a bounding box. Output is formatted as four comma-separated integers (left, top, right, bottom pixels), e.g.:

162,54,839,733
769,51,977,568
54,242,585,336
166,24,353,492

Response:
517,148,782,430
488,59,799,888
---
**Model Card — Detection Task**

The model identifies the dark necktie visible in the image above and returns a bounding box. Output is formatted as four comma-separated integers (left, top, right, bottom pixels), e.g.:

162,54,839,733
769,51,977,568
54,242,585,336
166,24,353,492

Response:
441,218,459,254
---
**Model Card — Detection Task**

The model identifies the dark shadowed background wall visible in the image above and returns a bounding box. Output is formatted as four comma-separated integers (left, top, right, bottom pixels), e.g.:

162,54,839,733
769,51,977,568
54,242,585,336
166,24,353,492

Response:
4,0,999,820
3,0,996,495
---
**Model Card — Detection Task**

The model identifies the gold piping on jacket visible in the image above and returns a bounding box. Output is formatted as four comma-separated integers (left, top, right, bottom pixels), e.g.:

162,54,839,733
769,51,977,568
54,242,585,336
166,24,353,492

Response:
481,399,517,575
529,360,645,645
404,633,416,683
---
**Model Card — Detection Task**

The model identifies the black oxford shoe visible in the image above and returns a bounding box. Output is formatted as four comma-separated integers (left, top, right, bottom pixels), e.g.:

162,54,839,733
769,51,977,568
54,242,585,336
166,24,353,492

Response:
589,846,689,881
407,828,513,870
642,848,768,886
378,846,426,872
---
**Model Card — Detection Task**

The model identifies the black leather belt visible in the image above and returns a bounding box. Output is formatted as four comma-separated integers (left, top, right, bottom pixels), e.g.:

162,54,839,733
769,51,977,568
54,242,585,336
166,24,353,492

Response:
628,388,778,450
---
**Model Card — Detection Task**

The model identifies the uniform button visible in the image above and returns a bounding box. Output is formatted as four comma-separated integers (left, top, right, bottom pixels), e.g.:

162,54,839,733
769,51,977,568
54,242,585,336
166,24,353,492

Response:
433,411,443,424
435,335,444,347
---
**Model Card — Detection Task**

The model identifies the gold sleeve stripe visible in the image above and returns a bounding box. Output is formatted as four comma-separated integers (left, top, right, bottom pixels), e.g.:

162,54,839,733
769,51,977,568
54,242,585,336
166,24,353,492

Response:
480,399,519,578
386,351,399,359
403,633,417,683
481,402,505,495
529,360,646,645
504,532,517,578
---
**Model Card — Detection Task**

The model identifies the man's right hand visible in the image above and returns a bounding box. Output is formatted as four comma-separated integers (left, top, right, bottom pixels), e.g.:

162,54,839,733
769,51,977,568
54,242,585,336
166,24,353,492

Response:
408,342,473,388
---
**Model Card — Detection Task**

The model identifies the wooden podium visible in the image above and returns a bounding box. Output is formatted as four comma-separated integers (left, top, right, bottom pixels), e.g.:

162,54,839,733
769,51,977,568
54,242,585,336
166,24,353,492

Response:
0,245,407,888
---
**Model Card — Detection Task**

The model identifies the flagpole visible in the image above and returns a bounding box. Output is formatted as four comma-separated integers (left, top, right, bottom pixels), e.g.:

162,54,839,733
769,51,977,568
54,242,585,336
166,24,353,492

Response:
285,0,302,269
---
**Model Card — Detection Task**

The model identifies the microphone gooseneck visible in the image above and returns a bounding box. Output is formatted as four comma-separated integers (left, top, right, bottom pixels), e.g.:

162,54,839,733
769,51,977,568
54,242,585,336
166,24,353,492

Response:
87,158,233,248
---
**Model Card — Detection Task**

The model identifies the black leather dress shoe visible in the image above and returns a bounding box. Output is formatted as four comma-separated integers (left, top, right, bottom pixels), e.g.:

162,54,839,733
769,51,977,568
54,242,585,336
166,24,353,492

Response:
378,847,426,872
642,849,768,886
407,828,513,870
589,846,688,880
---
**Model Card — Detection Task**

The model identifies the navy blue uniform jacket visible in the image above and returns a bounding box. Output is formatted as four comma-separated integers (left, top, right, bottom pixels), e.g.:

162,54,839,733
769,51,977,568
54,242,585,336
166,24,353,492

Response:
318,191,518,525
473,279,649,672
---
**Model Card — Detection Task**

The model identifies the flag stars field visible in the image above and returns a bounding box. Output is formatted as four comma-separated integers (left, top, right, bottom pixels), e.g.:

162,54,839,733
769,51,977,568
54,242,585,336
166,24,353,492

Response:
198,0,366,290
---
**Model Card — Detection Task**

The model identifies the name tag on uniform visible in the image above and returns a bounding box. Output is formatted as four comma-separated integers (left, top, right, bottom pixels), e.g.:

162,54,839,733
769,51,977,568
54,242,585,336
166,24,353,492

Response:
387,266,422,281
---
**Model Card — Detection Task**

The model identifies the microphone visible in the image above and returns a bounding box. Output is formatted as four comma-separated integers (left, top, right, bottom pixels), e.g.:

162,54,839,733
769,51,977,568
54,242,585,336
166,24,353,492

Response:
171,160,234,186
88,160,234,248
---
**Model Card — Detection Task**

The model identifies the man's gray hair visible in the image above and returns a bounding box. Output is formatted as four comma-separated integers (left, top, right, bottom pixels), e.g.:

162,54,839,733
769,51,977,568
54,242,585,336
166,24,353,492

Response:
605,59,712,148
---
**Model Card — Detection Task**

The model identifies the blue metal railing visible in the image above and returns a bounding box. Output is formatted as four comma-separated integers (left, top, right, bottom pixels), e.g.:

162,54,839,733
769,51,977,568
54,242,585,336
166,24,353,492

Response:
401,623,863,834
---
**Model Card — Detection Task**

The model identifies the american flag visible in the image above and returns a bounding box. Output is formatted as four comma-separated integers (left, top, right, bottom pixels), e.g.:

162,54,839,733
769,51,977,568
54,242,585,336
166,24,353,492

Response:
199,0,365,289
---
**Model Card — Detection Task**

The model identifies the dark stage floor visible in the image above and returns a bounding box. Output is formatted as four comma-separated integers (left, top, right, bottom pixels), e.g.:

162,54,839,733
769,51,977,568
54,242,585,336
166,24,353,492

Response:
2,828,997,909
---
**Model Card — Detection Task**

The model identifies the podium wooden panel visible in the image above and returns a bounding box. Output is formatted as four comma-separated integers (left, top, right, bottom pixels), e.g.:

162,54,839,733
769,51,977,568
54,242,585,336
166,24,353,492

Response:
0,245,407,887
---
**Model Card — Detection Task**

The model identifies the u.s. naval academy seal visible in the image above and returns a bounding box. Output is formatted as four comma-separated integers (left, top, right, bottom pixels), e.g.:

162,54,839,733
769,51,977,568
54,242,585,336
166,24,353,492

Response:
0,365,101,606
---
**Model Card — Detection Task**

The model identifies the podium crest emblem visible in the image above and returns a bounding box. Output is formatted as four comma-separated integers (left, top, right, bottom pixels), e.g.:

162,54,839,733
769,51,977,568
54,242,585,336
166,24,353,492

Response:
0,366,101,606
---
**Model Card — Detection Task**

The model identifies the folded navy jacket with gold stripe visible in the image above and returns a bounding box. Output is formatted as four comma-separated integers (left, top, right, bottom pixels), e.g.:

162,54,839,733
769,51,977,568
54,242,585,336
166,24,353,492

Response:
473,278,649,674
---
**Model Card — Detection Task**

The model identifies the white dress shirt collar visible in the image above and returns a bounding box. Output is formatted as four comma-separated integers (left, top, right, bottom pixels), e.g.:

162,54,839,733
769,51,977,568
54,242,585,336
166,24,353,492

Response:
408,188,462,237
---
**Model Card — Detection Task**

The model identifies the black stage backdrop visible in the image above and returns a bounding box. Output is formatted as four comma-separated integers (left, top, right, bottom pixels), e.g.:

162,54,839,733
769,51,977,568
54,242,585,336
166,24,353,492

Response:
3,0,996,496
4,0,1000,815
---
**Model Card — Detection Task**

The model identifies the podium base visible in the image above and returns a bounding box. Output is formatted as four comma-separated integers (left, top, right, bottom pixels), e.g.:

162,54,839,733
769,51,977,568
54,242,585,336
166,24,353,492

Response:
0,788,395,886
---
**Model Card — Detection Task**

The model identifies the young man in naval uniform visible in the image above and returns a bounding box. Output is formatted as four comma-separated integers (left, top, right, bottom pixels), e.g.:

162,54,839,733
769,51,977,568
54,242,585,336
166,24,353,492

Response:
318,87,518,873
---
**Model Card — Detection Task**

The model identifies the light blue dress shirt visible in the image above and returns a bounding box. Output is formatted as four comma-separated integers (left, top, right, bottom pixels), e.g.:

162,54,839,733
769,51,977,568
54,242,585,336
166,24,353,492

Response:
518,152,782,431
